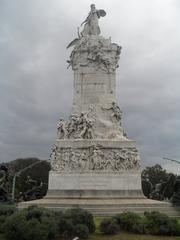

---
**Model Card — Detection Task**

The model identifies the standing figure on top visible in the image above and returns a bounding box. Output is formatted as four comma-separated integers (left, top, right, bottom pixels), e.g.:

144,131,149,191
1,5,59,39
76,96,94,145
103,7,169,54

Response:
81,4,106,36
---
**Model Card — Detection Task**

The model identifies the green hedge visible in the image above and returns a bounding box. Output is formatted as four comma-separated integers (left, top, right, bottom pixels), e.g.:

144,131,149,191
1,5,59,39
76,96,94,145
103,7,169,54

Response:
2,206,58,240
0,205,16,216
100,211,180,236
2,205,179,238
63,207,96,233
0,206,95,240
100,218,120,234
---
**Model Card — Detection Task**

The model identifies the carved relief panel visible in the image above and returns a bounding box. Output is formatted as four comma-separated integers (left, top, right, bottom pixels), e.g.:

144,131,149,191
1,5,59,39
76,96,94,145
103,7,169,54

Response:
50,145,140,172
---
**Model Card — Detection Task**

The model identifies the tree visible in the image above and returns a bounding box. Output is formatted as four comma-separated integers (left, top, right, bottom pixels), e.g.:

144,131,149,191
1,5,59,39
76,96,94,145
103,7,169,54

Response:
142,164,169,186
171,176,180,206
141,164,170,199
1,158,50,201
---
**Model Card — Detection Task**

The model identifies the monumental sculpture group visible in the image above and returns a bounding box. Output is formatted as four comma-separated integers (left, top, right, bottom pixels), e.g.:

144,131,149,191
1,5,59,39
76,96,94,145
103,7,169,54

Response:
18,5,180,217
48,4,142,198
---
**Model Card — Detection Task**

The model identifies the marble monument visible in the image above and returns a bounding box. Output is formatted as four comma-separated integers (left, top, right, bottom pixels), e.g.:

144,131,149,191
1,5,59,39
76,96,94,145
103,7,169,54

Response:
18,5,180,217
48,4,142,198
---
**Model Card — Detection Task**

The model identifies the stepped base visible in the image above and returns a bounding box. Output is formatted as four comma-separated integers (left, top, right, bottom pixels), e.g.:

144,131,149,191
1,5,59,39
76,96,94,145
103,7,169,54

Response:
18,197,180,217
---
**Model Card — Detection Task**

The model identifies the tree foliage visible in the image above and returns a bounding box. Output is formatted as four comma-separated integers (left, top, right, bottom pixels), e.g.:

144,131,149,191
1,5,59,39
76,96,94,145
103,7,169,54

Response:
2,158,50,200
141,164,173,199
142,164,169,186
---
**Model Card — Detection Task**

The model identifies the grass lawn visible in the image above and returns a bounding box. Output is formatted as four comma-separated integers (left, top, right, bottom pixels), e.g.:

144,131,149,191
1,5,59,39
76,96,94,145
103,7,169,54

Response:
90,232,180,240
1,232,179,240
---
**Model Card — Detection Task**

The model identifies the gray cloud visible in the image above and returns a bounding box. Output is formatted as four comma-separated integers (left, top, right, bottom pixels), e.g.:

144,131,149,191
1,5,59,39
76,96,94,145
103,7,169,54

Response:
0,0,180,173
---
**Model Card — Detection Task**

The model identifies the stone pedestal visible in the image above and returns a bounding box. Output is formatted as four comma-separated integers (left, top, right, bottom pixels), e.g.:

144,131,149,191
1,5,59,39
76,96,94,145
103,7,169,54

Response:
48,139,143,198
46,30,144,200
48,172,142,198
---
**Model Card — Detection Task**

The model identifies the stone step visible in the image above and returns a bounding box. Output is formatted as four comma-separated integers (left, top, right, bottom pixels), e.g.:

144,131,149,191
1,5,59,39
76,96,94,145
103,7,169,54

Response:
18,198,180,217
18,202,174,209
26,198,169,205
18,203,171,209
32,206,180,214
38,204,171,208
19,203,178,210
92,212,180,217
19,206,179,217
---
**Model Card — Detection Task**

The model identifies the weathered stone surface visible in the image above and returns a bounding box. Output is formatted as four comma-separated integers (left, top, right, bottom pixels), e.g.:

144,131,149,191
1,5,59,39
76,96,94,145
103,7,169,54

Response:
48,4,142,198
50,140,140,172
68,35,121,73
48,172,142,191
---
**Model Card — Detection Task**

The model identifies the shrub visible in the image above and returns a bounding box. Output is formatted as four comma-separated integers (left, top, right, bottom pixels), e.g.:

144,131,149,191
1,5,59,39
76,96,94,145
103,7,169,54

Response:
58,218,75,239
26,205,44,221
100,218,120,234
3,211,28,240
118,212,141,231
0,215,6,233
3,206,58,240
56,208,95,239
63,208,96,233
143,211,169,235
112,214,122,225
143,211,180,236
75,224,89,239
108,211,180,236
169,218,180,236
0,205,16,216
131,218,145,234
25,218,50,240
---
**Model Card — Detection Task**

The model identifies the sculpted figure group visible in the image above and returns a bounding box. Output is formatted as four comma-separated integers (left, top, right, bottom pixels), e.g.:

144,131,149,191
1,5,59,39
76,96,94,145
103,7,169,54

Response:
66,4,121,73
102,101,122,124
50,146,140,172
85,44,121,73
57,101,123,140
57,110,95,140
67,37,121,73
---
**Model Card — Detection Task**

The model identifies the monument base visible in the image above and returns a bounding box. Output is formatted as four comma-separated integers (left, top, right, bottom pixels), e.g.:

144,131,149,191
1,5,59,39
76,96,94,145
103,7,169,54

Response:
47,190,143,199
48,171,143,198
50,139,142,197
18,197,180,217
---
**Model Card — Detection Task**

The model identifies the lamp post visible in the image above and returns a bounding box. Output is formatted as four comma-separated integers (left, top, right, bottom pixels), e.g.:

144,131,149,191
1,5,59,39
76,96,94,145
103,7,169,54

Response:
163,157,180,165
11,159,49,202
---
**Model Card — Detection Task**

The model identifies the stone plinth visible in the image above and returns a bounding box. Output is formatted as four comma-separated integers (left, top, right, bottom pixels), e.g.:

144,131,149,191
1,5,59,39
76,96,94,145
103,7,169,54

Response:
48,171,142,198
48,139,143,199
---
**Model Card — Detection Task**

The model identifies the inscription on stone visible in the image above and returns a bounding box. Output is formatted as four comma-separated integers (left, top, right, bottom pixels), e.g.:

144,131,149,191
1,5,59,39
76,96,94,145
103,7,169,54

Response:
79,178,109,188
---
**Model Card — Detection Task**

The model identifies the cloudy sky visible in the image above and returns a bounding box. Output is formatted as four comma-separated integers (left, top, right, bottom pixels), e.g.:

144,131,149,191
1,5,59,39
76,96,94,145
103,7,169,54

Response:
0,0,180,173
